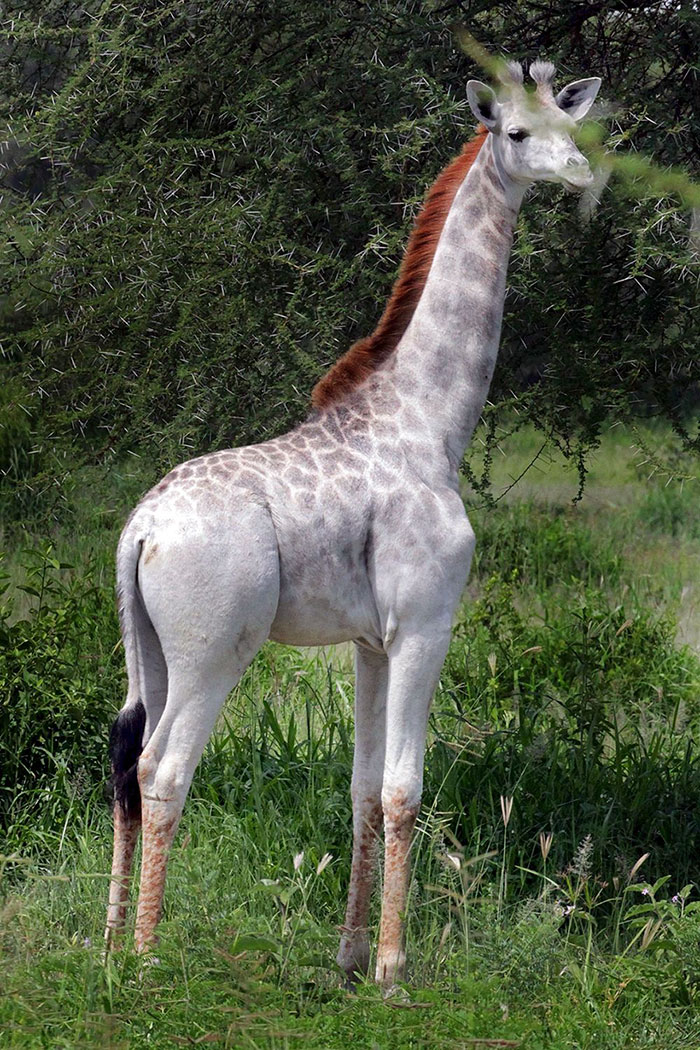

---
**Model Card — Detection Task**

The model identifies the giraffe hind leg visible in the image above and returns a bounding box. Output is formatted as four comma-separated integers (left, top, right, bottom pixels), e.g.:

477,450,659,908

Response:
133,629,272,952
132,507,281,952
105,703,147,948
105,566,168,949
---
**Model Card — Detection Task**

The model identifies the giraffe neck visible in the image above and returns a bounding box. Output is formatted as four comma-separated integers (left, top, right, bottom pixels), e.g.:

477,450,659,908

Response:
389,135,527,476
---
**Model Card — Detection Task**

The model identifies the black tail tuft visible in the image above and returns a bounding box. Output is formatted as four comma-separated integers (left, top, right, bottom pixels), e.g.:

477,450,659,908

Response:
108,700,146,821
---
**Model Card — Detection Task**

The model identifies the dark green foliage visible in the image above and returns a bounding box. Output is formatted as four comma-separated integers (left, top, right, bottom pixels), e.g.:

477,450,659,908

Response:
0,2,470,474
0,1,697,515
0,549,122,838
0,376,32,476
437,573,700,888
0,374,34,521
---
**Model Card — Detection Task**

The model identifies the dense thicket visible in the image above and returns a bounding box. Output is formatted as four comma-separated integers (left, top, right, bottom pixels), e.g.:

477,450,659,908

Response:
0,1,698,506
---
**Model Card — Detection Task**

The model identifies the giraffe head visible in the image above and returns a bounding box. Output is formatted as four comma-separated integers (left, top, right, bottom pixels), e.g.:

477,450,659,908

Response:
467,60,601,192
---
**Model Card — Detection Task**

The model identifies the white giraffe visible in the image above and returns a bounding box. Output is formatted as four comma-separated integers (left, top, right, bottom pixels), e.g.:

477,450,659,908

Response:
105,60,601,989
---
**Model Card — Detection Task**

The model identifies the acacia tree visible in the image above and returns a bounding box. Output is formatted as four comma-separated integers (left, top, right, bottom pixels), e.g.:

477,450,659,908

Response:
0,0,697,511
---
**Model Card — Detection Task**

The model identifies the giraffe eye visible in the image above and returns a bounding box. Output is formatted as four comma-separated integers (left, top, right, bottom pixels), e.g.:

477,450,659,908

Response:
508,129,530,142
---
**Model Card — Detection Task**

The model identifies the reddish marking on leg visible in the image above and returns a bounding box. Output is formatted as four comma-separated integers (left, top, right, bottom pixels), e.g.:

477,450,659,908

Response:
376,796,419,988
134,804,180,953
338,799,383,979
105,806,140,948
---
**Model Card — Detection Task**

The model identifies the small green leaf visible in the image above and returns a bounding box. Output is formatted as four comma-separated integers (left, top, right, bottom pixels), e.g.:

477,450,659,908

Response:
230,933,280,955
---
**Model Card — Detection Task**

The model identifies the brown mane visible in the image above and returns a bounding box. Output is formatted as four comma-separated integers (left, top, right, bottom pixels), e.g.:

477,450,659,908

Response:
311,125,489,410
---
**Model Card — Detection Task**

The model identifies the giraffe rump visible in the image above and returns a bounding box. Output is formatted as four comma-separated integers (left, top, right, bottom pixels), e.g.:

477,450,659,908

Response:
311,125,489,410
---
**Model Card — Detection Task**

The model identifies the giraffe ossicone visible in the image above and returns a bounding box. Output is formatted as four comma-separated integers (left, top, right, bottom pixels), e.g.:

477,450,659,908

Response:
105,59,601,989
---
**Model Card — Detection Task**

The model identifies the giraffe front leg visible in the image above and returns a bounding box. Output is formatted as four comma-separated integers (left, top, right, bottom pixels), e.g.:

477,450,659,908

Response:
375,625,452,991
337,645,388,983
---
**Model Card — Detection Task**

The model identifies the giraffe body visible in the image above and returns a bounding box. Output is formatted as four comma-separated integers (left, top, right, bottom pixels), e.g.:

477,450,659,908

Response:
105,60,601,988
130,406,472,651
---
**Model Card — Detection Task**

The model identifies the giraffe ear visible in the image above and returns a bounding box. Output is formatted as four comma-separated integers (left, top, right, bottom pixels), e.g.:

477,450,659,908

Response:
555,77,601,121
466,81,500,129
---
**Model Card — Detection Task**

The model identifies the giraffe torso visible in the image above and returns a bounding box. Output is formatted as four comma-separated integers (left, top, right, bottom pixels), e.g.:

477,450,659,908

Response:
130,383,473,651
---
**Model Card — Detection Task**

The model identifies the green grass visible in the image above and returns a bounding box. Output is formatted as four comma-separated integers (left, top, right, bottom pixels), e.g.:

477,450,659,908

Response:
4,796,700,1048
467,420,700,648
1,421,700,1048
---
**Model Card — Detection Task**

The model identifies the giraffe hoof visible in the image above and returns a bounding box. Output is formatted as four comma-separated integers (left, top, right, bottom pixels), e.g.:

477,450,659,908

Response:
337,936,370,986
382,982,411,1003
138,954,161,980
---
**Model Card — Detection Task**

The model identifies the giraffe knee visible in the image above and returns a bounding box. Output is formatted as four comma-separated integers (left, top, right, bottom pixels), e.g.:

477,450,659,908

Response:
351,771,383,809
138,752,188,811
381,785,420,834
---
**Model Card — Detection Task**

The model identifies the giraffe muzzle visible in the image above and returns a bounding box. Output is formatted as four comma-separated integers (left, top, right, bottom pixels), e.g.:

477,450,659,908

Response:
560,153,593,191
561,166,593,192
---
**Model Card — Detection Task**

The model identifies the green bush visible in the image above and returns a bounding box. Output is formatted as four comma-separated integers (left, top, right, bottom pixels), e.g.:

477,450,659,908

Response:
470,502,624,589
435,572,700,889
0,375,32,476
0,549,122,844
0,374,36,522
1,2,697,481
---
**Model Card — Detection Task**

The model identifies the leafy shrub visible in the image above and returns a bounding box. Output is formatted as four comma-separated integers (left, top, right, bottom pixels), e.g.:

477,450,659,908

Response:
0,549,122,844
0,374,36,522
434,573,700,889
0,375,32,477
1,1,697,482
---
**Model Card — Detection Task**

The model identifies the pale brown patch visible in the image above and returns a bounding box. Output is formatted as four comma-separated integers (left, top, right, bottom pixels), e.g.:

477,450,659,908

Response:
133,805,180,953
143,543,158,565
311,127,489,410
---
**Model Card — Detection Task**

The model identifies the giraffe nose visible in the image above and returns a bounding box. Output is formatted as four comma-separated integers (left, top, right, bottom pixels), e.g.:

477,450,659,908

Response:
561,152,593,189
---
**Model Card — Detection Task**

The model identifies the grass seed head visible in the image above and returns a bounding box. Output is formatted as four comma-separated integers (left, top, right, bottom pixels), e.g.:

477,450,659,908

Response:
568,834,594,879
500,795,514,828
316,852,333,875
628,852,650,881
539,831,554,862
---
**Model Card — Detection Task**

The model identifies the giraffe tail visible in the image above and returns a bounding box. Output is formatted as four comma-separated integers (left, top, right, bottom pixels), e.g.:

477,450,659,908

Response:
108,699,146,821
107,526,150,821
